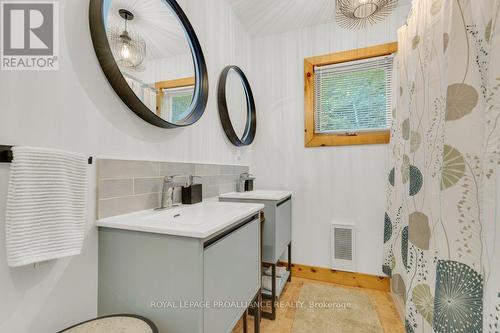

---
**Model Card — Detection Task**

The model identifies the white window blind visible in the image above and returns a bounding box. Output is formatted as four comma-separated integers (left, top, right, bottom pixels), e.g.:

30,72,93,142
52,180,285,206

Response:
314,55,393,134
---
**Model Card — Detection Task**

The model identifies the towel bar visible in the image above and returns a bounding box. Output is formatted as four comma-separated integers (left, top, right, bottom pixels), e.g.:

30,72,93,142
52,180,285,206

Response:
0,145,93,164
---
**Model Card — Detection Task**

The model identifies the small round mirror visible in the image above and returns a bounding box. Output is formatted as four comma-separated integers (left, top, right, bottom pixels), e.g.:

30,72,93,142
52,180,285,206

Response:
225,70,248,138
217,66,256,146
89,0,208,128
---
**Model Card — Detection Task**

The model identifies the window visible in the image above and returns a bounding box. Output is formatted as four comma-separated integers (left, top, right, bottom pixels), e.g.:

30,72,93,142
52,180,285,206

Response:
162,86,194,123
304,43,397,147
155,76,195,122
315,55,393,134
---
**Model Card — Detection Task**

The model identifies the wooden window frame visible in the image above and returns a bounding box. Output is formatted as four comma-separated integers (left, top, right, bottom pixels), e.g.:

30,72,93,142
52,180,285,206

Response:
304,42,398,147
155,76,196,116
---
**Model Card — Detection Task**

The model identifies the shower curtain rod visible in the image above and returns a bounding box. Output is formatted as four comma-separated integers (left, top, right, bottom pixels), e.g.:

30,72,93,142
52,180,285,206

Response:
0,145,93,164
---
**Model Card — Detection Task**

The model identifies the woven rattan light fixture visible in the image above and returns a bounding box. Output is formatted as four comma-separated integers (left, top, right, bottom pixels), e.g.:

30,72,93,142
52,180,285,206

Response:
336,0,399,29
107,9,146,68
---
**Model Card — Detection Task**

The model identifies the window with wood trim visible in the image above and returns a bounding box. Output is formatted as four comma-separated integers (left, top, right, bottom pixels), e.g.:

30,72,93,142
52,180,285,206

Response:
304,42,397,147
155,76,195,122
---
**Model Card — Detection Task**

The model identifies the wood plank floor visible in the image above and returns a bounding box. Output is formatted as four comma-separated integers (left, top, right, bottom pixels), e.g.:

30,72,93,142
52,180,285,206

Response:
233,277,404,333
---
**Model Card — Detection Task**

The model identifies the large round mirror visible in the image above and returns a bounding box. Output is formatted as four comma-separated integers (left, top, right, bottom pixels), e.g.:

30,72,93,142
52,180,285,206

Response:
217,66,256,146
89,0,208,128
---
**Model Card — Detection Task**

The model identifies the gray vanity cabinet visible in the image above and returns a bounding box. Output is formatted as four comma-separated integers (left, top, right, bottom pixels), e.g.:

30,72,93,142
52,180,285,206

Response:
204,219,260,332
220,196,291,264
274,198,292,264
98,215,261,333
219,192,291,320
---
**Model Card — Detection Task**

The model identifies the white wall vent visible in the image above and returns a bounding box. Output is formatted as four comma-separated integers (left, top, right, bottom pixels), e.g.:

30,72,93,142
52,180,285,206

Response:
331,223,356,272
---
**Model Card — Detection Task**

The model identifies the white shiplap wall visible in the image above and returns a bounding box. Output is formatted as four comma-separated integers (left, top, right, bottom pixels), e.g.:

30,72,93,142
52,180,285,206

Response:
249,5,410,276
0,1,251,332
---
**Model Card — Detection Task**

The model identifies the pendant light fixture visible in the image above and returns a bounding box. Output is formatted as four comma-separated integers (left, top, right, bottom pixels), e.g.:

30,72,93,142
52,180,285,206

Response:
336,0,399,29
108,9,146,68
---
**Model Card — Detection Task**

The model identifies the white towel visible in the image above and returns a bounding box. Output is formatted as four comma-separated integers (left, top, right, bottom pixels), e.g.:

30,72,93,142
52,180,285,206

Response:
264,266,288,278
262,275,273,292
5,147,87,267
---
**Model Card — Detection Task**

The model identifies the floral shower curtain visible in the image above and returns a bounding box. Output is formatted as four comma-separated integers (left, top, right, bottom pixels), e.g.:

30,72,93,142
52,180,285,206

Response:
382,0,500,332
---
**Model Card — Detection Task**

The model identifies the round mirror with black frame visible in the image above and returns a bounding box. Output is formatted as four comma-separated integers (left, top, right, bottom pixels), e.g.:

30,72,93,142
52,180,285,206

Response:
217,66,256,146
89,0,208,128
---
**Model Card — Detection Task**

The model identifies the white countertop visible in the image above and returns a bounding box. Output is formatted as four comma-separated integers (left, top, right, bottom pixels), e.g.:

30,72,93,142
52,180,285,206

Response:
97,201,264,239
219,190,293,201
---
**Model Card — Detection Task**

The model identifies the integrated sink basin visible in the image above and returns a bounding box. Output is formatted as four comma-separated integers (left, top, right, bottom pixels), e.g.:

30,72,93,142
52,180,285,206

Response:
145,206,206,225
97,201,264,238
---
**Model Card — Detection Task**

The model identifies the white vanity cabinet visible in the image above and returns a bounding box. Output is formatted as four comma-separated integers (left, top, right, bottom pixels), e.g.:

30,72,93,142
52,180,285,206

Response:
97,203,262,333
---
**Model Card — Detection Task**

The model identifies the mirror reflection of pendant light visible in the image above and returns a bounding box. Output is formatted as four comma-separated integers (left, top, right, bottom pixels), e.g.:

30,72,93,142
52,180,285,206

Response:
108,9,146,68
336,0,398,29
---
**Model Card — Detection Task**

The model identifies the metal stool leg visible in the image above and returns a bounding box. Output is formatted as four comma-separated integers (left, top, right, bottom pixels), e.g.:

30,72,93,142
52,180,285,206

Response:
254,290,261,333
243,310,248,333
260,262,277,320
271,264,276,320
287,242,292,282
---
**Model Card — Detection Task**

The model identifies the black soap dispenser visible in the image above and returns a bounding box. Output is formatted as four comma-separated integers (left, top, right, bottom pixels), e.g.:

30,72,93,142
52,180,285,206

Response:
182,175,202,204
237,172,255,192
245,177,254,191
